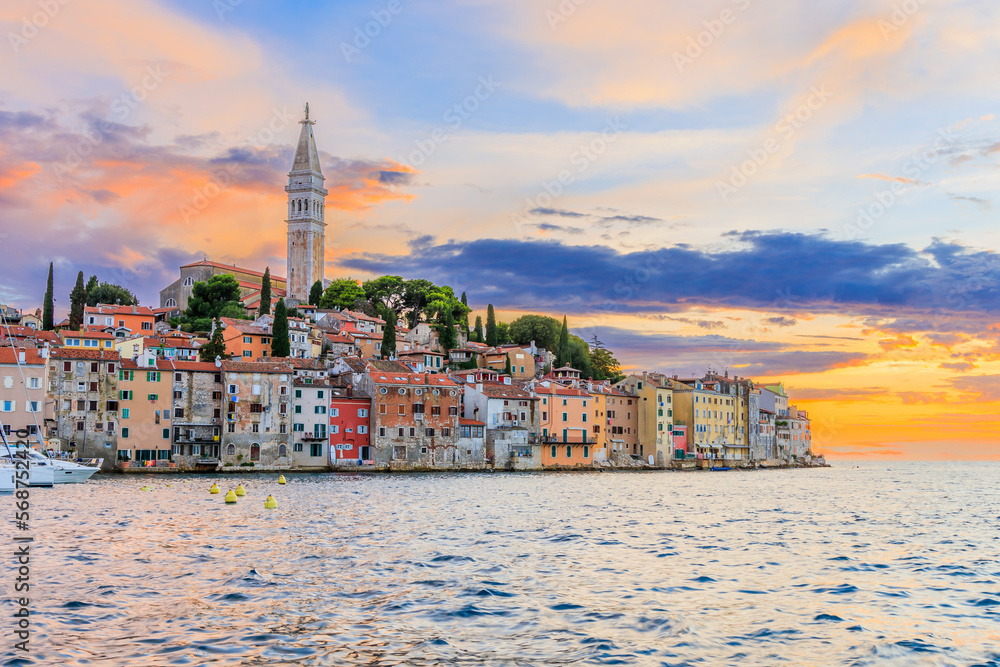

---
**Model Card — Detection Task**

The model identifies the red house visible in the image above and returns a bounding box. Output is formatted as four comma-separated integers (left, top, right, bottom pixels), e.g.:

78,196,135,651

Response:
329,386,372,465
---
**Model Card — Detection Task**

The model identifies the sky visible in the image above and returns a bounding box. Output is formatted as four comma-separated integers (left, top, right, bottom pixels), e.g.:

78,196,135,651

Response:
0,0,998,460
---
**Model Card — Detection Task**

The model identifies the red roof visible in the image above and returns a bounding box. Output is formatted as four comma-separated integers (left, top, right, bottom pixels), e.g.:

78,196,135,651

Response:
221,360,291,374
84,305,156,317
121,359,174,371
172,361,221,372
51,349,121,361
0,327,60,343
532,384,591,397
0,348,46,365
459,418,485,426
220,317,270,336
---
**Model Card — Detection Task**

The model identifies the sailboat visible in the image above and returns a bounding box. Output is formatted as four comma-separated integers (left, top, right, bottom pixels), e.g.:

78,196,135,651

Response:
0,318,99,487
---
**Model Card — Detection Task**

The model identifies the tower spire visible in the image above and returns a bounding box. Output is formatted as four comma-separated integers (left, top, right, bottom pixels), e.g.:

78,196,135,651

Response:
285,104,328,302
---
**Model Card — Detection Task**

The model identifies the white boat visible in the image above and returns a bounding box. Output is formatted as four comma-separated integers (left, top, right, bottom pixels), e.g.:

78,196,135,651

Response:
0,447,100,486
0,462,16,492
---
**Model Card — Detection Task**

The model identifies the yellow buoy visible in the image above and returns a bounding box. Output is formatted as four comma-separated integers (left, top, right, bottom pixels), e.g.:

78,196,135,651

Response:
140,486,152,492
224,489,238,504
235,484,246,497
209,483,220,494
264,495,277,509
278,475,286,485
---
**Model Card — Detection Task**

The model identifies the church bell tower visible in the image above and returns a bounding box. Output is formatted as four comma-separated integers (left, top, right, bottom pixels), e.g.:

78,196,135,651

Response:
285,103,328,302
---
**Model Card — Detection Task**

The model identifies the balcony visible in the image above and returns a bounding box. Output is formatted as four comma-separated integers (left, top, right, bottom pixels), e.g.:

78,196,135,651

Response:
302,434,327,441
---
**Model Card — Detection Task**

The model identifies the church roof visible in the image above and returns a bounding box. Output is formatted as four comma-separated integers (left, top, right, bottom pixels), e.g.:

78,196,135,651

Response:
292,112,323,174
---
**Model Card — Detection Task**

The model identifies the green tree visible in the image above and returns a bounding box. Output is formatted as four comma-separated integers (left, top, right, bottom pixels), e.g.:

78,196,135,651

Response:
85,274,99,297
473,315,484,343
496,321,510,346
258,267,271,316
320,278,365,310
438,309,457,353
218,303,248,320
363,275,407,314
68,271,86,330
460,292,470,336
485,304,497,347
199,319,230,362
381,308,397,359
183,274,243,331
309,280,324,307
85,282,139,307
508,314,561,351
504,353,512,376
590,348,623,383
271,299,290,357
42,262,54,331
567,335,592,378
556,316,570,367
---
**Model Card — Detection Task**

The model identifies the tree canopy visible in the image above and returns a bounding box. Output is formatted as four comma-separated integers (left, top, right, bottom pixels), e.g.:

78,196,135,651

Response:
86,281,139,308
309,280,324,307
270,299,290,357
508,314,561,351
258,267,271,316
320,278,365,310
177,274,243,332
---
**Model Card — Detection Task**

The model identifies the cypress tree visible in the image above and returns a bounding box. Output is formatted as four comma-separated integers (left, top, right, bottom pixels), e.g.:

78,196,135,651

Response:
485,304,497,347
309,280,323,307
271,299,290,357
199,319,229,362
439,309,457,353
258,267,271,316
557,315,570,367
42,262,54,331
473,315,484,343
69,271,86,330
460,292,470,336
381,308,396,359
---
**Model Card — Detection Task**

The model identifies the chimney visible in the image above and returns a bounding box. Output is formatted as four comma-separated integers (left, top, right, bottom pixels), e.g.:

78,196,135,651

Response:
476,382,483,392
346,385,353,397
40,344,49,360
132,305,137,314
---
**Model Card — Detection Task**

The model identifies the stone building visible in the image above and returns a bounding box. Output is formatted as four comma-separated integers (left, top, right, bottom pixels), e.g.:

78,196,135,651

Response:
170,360,225,470
159,260,287,312
220,360,292,467
48,348,120,468
359,371,461,469
458,374,539,468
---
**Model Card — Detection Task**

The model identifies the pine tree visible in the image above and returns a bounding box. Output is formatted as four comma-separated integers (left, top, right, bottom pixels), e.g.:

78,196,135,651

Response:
271,299,290,357
42,262,54,331
69,271,86,330
199,319,230,362
258,267,271,316
504,353,512,376
309,280,323,307
381,308,396,359
473,315,484,343
485,304,497,347
557,315,570,368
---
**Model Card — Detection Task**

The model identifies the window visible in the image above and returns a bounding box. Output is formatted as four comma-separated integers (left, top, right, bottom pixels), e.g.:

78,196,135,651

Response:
252,423,259,433
409,428,415,437
294,389,302,398
148,394,158,402
294,443,303,452
425,428,435,437
279,403,287,415
279,424,287,434
1,401,11,412
162,428,170,439
147,371,160,382
314,406,326,414
122,408,130,419
398,405,405,415
379,428,387,437
358,425,368,434
329,425,338,434
227,423,235,433
310,443,322,457
551,445,557,458
174,408,184,418
583,445,589,458
250,403,263,413
63,361,71,372
243,336,252,344
441,427,450,437
242,351,251,358
121,427,129,438
293,423,304,432
562,412,567,422
294,405,302,414
379,404,387,414
566,445,572,458
227,444,235,455
278,444,287,457
357,408,368,418
89,401,98,411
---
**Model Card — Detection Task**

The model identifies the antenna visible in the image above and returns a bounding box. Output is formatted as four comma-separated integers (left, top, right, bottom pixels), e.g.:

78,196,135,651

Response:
215,355,222,369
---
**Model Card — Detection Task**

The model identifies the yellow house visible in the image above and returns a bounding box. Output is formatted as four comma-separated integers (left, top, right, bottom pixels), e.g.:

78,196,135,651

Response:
667,378,733,460
60,330,116,350
617,372,675,465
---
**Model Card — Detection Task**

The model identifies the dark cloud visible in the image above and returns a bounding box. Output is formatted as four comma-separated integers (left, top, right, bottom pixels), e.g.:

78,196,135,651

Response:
535,223,584,235
342,233,1000,322
765,316,797,327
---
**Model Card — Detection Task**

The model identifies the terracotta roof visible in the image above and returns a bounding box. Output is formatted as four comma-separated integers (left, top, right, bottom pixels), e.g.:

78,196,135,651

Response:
459,418,485,426
284,358,326,370
179,260,286,282
84,305,156,317
330,387,370,399
141,336,199,349
479,384,533,399
0,348,46,365
221,360,292,374
220,317,270,336
325,333,356,345
0,327,60,343
341,310,385,324
172,361,222,372
366,359,413,374
50,349,121,361
368,372,457,387
531,384,590,397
